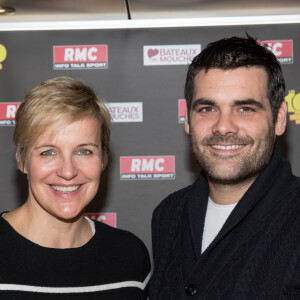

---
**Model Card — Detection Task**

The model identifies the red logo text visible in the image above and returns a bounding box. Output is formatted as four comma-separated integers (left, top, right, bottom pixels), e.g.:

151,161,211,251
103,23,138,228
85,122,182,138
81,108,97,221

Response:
0,102,20,126
178,99,186,123
259,40,293,64
120,156,175,180
53,45,108,69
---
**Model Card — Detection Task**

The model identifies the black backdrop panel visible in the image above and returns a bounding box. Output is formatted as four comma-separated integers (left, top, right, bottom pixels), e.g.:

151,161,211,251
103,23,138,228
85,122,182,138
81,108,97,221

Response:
0,24,299,255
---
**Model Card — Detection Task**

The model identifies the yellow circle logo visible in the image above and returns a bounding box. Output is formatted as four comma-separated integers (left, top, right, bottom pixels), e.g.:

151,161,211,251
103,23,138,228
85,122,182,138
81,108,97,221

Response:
0,44,7,70
293,93,300,111
0,44,7,62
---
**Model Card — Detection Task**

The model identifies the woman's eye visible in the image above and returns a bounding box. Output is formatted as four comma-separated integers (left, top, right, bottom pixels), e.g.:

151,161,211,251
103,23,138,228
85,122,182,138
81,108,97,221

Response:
78,149,92,155
41,150,55,156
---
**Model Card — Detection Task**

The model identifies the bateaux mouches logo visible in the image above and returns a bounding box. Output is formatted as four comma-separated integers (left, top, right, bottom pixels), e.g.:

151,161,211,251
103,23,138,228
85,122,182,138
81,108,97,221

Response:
0,44,7,70
120,156,175,180
85,213,117,228
53,45,108,70
143,44,201,66
285,90,300,124
107,102,143,123
0,102,20,126
259,40,293,64
178,99,187,123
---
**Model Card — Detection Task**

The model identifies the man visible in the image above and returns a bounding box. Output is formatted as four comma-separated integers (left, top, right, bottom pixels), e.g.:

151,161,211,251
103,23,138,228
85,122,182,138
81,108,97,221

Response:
149,35,300,299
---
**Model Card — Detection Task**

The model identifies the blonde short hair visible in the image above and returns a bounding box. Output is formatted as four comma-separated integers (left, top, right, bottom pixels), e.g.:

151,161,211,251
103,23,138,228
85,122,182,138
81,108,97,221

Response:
14,76,111,170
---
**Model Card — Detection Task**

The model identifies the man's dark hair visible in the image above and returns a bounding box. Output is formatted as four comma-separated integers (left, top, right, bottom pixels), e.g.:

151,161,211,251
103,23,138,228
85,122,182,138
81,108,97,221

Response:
184,34,285,123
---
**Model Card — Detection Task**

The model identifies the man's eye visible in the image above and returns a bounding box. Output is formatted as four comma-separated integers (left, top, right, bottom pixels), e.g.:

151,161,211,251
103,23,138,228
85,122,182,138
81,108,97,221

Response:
239,107,254,112
78,149,92,155
199,107,214,113
41,150,55,156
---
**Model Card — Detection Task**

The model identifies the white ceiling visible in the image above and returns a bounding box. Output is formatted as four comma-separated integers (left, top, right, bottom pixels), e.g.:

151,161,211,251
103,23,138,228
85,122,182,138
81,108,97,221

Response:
0,0,299,29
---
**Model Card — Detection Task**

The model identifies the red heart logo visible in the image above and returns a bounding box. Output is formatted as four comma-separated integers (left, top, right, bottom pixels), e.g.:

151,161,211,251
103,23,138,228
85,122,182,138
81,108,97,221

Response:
148,49,159,58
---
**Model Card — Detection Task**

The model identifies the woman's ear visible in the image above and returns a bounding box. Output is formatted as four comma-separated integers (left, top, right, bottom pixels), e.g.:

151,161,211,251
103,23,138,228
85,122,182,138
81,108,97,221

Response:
16,153,27,174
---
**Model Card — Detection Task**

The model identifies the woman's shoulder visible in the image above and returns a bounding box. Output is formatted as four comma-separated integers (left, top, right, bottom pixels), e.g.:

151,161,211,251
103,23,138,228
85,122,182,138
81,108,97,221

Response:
94,221,148,253
0,212,12,235
91,220,151,280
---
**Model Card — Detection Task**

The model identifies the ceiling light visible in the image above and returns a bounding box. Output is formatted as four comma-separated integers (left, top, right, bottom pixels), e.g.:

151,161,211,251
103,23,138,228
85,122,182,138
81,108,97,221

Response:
0,7,15,15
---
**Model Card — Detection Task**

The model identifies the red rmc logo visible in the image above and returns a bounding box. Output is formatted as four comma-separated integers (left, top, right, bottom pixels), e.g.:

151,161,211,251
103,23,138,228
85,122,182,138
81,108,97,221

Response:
131,158,165,172
0,103,20,120
64,47,98,62
120,156,175,174
259,40,292,58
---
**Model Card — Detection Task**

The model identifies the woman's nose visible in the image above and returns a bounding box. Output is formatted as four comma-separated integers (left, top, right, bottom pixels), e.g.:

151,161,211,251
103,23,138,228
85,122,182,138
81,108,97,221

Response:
56,157,78,180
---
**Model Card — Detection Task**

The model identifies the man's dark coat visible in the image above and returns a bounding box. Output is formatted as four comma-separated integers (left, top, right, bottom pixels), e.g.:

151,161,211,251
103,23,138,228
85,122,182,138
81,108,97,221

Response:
150,144,300,299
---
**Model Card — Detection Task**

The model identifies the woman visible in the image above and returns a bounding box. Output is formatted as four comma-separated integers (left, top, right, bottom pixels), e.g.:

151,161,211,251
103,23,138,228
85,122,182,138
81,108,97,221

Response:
0,77,151,299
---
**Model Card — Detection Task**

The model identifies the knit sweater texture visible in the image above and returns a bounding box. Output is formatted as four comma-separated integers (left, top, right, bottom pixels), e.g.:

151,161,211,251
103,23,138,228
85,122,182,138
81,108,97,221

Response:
0,218,151,299
150,143,300,299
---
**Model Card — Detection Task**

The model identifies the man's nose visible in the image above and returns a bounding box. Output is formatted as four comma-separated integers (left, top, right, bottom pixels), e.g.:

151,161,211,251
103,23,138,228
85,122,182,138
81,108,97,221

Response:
212,111,238,136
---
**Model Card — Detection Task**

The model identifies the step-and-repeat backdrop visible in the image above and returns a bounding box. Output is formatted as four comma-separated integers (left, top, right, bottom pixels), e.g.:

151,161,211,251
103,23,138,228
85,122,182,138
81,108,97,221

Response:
0,24,299,254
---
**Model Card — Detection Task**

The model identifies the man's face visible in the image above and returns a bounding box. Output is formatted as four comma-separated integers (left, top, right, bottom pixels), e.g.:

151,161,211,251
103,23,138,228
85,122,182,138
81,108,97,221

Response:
185,67,286,185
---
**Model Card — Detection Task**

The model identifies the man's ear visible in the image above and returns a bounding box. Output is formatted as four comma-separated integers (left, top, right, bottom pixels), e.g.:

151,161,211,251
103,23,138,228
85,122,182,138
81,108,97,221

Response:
275,100,287,136
16,153,28,174
184,110,190,135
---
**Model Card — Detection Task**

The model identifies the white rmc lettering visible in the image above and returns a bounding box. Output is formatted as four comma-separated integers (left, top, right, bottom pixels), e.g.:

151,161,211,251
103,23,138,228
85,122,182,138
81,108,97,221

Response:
267,42,283,56
75,48,87,61
272,42,283,56
64,48,74,61
97,215,106,222
155,158,165,171
131,158,165,172
64,47,98,61
87,47,97,61
6,105,17,118
89,215,106,222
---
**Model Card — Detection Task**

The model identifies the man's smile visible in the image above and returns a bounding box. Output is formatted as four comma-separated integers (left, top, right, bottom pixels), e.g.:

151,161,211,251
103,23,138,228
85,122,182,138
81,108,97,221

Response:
210,144,245,150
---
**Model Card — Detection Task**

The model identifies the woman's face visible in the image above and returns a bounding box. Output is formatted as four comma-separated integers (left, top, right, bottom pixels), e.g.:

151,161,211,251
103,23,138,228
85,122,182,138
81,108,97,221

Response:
23,118,102,221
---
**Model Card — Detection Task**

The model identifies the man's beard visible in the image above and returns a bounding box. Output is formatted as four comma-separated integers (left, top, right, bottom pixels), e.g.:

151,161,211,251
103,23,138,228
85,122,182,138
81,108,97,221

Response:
190,127,276,185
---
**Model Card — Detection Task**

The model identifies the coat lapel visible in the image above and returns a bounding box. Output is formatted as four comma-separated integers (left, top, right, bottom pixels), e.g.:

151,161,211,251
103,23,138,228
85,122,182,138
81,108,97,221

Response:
180,175,209,279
